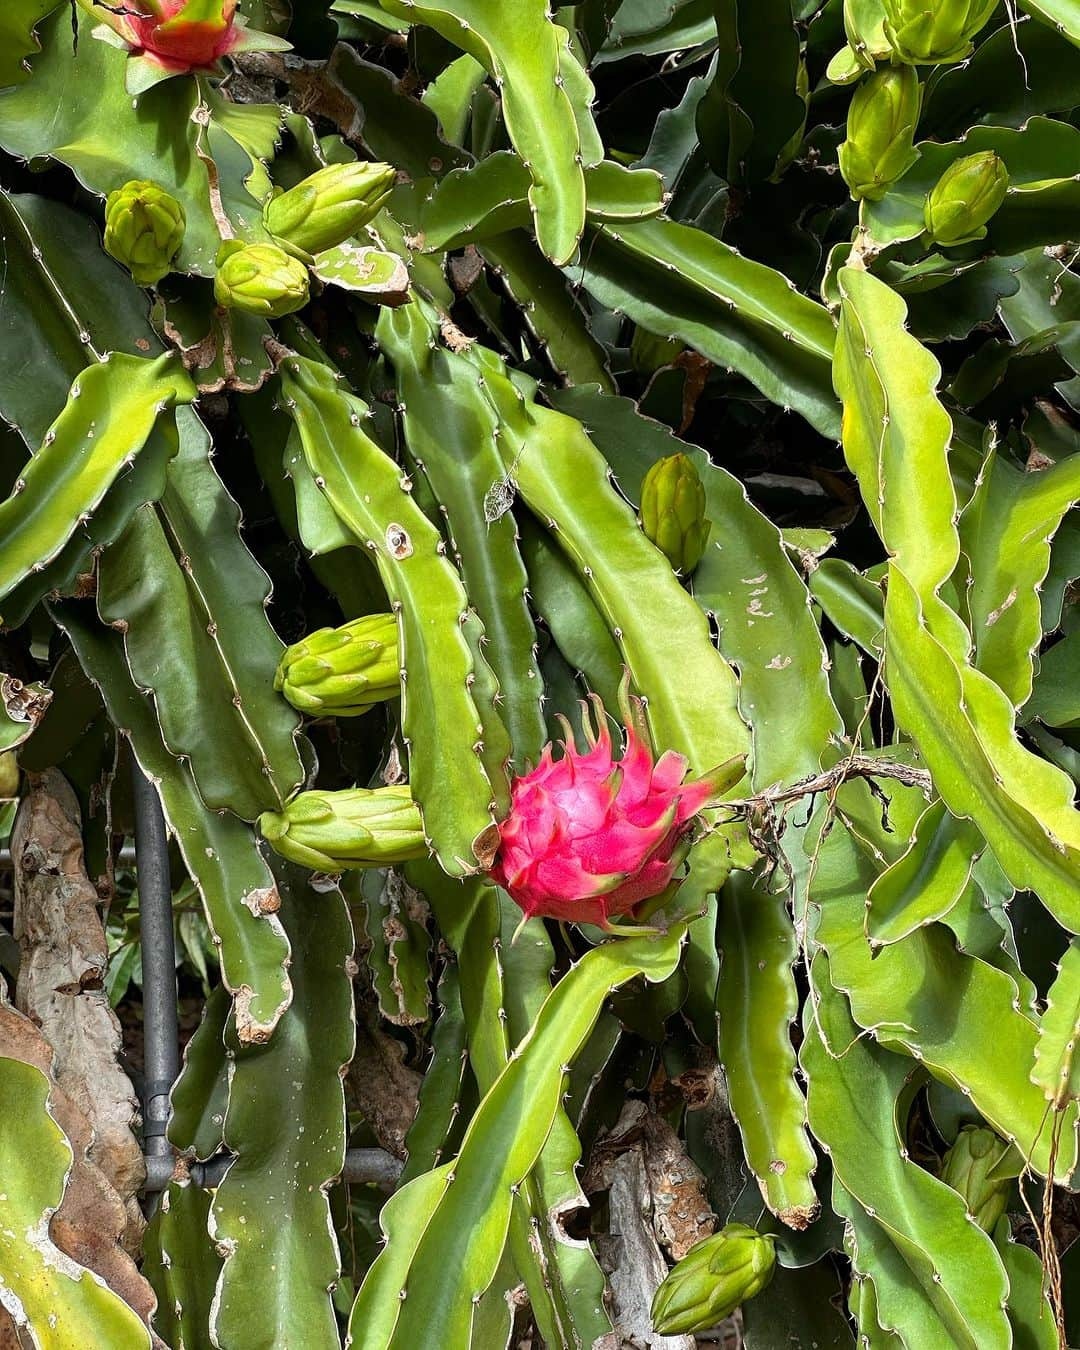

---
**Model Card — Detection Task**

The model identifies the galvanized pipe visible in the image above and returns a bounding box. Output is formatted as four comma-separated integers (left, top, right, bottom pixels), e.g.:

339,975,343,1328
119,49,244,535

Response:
128,757,400,1199
142,1147,402,1193
131,760,179,1162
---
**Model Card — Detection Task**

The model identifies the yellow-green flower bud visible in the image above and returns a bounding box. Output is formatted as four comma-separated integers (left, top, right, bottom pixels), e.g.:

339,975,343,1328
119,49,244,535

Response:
939,1126,1011,1232
213,242,310,317
883,0,998,64
264,162,396,262
103,180,186,286
275,614,400,716
838,66,922,202
640,453,711,576
258,785,426,872
0,751,18,799
651,1224,776,1335
924,151,1009,247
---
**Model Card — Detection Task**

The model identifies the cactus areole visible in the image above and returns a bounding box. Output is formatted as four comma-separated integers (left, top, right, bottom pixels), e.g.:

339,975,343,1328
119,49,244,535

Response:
489,694,730,926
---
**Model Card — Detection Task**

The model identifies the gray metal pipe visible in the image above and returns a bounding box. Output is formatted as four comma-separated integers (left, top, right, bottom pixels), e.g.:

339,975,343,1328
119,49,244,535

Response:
126,756,402,1202
131,759,179,1161
143,1147,402,1193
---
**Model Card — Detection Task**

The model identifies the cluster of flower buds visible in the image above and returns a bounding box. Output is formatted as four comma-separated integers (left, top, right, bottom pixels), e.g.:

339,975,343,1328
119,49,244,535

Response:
210,160,396,317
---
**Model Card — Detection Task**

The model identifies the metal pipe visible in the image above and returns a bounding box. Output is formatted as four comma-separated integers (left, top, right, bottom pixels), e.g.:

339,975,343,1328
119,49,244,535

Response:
127,757,402,1202
142,1147,403,1193
131,759,179,1161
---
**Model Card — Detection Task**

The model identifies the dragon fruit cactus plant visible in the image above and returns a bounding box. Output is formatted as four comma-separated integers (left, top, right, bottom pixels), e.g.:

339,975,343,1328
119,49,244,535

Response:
0,0,1077,1347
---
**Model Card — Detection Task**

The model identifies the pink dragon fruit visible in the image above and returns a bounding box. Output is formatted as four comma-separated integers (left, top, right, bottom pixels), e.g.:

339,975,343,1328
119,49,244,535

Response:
126,0,244,69
490,696,733,928
83,0,289,91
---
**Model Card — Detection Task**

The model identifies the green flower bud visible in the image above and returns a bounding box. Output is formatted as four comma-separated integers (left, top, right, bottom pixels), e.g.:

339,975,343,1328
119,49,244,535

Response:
264,161,396,262
258,785,426,872
939,1126,1011,1232
275,614,400,716
883,0,998,64
651,1224,776,1335
838,66,922,202
213,242,310,318
640,453,711,576
924,151,1009,247
103,180,186,286
0,752,19,799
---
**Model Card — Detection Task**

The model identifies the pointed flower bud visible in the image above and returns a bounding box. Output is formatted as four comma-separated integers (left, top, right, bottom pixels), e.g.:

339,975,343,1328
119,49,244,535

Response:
924,151,1008,247
489,692,743,927
213,242,310,318
258,785,426,872
103,180,186,286
651,1224,776,1335
640,453,711,577
0,752,19,799
882,0,998,64
275,614,400,716
265,162,397,262
939,1126,1011,1233
838,66,922,202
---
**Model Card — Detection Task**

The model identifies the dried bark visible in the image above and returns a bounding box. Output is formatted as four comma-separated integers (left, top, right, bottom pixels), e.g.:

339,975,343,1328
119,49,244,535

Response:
585,1101,718,1349
11,769,145,1245
598,1149,696,1350
346,1005,423,1160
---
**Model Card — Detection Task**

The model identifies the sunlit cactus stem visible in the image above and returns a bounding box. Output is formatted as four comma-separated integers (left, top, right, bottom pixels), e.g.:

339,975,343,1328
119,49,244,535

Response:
651,1224,776,1334
275,614,400,716
258,786,426,872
